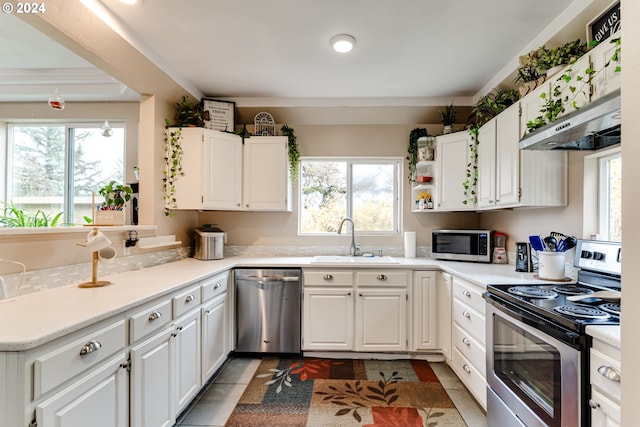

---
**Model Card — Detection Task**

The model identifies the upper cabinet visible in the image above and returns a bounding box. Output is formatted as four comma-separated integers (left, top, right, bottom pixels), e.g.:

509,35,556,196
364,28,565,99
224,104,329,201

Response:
590,33,621,101
435,132,476,211
170,129,291,212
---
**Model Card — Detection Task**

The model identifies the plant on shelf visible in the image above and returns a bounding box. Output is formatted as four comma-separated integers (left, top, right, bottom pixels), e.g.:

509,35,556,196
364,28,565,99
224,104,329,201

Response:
536,39,588,75
0,201,63,227
526,37,620,133
470,87,520,127
163,121,184,216
171,95,203,127
440,103,457,126
407,128,428,183
235,123,253,139
280,124,300,182
462,127,479,205
98,181,132,210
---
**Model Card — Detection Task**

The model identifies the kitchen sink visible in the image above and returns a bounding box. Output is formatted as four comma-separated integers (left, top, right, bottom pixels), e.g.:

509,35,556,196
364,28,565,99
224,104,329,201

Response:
310,255,398,264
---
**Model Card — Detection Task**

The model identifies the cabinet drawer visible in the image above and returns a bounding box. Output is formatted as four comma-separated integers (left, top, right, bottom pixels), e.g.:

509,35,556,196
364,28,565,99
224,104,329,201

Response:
201,271,229,302
33,320,126,398
590,348,621,402
356,271,409,287
452,323,486,377
452,277,485,315
173,284,202,318
453,299,485,345
451,346,486,409
304,270,353,286
130,299,172,343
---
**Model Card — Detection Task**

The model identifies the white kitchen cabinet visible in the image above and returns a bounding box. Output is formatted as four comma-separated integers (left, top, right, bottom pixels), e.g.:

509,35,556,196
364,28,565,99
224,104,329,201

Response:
557,53,592,115
355,288,407,351
243,136,292,211
411,271,437,351
202,293,227,382
174,307,201,413
171,127,243,210
303,287,354,351
590,335,621,427
35,354,128,427
130,325,176,427
478,102,567,210
590,33,621,102
435,131,476,210
437,272,452,362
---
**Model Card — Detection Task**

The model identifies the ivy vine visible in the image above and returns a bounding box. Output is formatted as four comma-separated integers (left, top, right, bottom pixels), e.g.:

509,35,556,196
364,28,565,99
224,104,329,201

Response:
462,127,479,205
163,121,184,216
407,128,428,183
280,124,300,182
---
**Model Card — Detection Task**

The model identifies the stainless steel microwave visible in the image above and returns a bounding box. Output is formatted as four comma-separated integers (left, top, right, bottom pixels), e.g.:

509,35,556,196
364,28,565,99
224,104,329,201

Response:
431,229,492,263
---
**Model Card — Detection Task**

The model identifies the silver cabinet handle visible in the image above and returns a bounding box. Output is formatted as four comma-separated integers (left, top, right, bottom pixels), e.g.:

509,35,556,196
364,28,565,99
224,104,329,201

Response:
598,365,621,382
185,294,195,303
462,337,470,346
589,399,600,409
377,274,387,281
148,311,162,321
79,340,102,356
213,283,220,289
462,290,471,297
323,274,334,280
462,364,471,373
462,310,471,319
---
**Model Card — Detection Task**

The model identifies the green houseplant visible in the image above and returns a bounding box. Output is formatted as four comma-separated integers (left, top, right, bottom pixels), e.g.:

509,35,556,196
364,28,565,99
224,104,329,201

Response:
440,103,457,133
94,181,132,225
280,124,300,182
470,87,520,127
407,128,428,183
172,95,203,127
163,122,184,216
0,201,63,227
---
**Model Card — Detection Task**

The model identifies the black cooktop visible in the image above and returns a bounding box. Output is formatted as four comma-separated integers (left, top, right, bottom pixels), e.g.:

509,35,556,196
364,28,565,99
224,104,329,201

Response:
486,282,620,333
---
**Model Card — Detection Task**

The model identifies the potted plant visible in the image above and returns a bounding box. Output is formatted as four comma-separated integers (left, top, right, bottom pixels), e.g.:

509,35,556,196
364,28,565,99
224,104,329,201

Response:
439,103,457,133
94,181,132,225
407,128,428,183
172,95,203,127
470,87,520,127
537,39,588,77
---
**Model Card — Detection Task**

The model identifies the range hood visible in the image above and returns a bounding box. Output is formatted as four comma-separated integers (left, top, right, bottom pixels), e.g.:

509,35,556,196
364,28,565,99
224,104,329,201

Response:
519,89,621,150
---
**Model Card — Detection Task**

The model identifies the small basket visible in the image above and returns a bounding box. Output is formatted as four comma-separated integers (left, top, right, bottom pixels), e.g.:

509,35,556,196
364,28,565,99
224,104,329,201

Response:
94,210,125,226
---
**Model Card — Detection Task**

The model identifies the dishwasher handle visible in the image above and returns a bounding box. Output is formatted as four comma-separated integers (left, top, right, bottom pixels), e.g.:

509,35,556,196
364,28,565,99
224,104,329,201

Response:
238,275,300,283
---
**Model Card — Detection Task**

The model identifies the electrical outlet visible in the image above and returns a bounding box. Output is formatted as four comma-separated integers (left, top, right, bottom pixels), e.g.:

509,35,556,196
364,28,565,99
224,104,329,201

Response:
123,240,131,256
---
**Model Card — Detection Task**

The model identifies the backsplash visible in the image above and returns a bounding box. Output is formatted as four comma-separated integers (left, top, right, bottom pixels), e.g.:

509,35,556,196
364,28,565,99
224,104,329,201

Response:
224,245,430,257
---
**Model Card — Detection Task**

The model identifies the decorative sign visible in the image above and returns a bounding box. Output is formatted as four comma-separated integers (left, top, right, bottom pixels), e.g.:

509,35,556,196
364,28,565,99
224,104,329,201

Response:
587,1,620,44
201,98,235,132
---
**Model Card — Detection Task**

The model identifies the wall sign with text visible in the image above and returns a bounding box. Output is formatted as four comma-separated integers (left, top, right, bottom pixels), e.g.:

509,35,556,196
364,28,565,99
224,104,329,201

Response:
201,99,235,132
587,1,620,44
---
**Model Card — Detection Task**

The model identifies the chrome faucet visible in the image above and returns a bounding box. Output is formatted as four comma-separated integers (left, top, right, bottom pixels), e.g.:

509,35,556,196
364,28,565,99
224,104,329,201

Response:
337,217,358,256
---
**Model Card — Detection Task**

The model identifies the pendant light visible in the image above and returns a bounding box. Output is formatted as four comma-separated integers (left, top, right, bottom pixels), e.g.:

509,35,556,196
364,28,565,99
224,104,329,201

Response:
100,120,113,137
48,88,65,110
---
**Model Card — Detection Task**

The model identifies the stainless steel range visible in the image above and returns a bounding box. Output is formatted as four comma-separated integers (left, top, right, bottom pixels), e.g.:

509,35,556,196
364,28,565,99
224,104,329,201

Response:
485,240,621,427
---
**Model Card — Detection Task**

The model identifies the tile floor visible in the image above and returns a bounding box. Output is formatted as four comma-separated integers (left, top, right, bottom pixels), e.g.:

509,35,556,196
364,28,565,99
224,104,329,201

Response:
175,357,487,427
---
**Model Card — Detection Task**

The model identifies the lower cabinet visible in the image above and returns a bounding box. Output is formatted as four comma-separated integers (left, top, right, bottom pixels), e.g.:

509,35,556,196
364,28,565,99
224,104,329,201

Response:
355,288,407,351
411,271,437,351
589,336,621,427
130,325,176,427
36,353,128,427
175,308,202,413
303,287,354,351
202,293,227,383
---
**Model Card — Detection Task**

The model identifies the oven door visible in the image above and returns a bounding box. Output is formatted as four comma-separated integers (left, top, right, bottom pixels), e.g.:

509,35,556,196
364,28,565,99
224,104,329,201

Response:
486,297,584,427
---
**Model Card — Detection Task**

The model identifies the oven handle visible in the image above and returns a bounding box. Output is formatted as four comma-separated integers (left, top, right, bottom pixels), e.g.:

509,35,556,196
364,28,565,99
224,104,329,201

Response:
485,292,585,349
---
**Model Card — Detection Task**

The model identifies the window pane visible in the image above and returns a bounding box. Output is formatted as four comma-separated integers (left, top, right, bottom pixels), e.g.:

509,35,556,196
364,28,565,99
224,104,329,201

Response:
72,127,125,224
606,156,621,241
300,161,347,233
10,126,65,221
352,163,395,231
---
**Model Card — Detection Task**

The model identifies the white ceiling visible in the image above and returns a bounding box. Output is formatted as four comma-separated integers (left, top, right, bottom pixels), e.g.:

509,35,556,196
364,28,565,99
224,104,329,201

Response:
1,0,582,105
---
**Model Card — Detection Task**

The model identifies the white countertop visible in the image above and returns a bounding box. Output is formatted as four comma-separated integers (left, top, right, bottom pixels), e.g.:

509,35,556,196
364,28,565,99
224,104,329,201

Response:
0,255,618,351
586,325,621,348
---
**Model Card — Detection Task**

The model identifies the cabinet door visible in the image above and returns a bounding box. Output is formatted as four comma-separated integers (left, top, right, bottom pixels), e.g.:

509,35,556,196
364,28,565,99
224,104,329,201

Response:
204,131,243,210
303,288,353,351
556,54,592,115
436,132,474,210
175,309,201,413
36,354,128,427
590,389,620,427
591,35,621,101
171,127,205,210
519,81,551,138
243,136,292,211
437,272,452,362
495,103,521,207
476,119,496,209
412,271,437,350
355,289,407,352
130,326,176,427
201,293,227,383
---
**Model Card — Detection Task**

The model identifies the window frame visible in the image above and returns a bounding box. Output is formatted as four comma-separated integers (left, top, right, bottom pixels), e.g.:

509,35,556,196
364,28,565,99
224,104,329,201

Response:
297,156,402,236
583,146,621,241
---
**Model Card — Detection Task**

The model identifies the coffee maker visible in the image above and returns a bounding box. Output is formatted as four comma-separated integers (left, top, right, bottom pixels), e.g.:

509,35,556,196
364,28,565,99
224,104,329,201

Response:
515,241,534,272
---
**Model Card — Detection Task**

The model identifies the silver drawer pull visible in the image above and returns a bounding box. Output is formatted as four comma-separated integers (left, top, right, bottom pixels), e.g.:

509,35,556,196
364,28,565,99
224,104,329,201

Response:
185,294,195,303
597,365,621,382
148,311,162,321
79,340,102,356
589,399,600,409
213,283,220,289
462,290,471,297
462,310,471,319
323,274,334,280
462,337,470,346
462,364,471,374
377,274,387,281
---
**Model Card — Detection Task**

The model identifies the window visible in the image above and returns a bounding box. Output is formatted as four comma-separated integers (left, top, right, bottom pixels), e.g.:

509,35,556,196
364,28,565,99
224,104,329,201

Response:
299,158,400,235
6,123,125,226
599,152,621,241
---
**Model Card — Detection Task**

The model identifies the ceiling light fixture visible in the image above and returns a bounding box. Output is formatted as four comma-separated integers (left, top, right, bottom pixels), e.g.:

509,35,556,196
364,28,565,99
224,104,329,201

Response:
330,34,356,53
119,0,137,4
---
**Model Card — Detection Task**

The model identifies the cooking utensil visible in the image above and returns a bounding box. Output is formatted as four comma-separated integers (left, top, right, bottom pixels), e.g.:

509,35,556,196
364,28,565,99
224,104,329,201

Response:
543,236,557,251
550,231,567,240
566,290,621,302
529,235,546,252
556,239,567,252
564,236,577,250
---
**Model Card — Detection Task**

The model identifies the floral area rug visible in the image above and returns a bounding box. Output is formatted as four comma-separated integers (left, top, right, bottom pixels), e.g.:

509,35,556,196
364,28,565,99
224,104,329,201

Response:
225,357,467,427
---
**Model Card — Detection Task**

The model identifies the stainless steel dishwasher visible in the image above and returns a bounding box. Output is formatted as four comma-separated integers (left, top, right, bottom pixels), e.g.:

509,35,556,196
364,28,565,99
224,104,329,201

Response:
235,268,301,353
